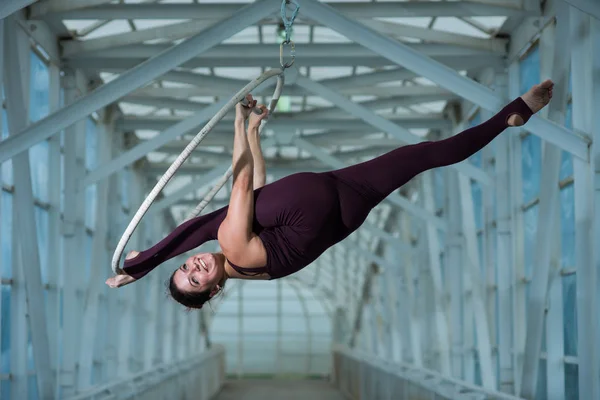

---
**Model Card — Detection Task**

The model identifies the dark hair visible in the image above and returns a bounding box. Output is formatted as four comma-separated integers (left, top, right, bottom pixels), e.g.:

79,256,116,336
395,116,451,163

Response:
168,270,225,310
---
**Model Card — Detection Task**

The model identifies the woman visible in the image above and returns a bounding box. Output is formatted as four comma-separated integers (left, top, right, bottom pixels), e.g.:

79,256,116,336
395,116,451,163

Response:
107,80,554,309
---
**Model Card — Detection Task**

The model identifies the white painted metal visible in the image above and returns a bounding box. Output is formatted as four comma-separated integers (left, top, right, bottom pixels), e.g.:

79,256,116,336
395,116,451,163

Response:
520,8,571,396
0,0,36,20
4,16,55,399
571,8,600,400
563,0,600,20
52,2,531,20
295,75,491,186
0,0,280,164
300,0,588,161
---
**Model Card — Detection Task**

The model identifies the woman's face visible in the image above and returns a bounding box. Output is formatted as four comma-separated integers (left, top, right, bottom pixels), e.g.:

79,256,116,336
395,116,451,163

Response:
172,253,223,295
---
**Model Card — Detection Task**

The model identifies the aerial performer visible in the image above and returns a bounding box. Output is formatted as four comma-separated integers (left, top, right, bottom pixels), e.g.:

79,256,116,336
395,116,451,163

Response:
106,80,554,309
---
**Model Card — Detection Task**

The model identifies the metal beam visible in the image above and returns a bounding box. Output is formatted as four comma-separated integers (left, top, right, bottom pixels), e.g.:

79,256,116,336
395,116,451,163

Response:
31,0,113,15
61,17,508,56
300,0,589,161
48,2,533,19
571,9,600,400
421,173,451,375
150,137,273,213
457,165,496,389
67,54,504,70
0,0,280,164
564,0,600,20
0,0,35,20
83,97,229,187
64,43,498,60
104,57,500,96
123,93,457,116
115,115,452,132
295,75,491,186
293,137,447,230
61,19,215,56
361,18,508,53
520,8,571,397
4,17,55,399
132,84,457,101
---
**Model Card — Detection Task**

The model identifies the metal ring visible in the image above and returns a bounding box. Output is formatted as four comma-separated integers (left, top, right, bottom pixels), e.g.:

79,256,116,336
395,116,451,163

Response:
280,40,296,69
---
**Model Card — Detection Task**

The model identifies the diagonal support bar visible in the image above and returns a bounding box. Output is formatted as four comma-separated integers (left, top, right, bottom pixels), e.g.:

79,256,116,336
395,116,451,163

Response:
563,0,600,20
82,98,228,187
0,0,36,20
295,74,491,186
0,0,279,164
150,137,276,214
300,0,589,161
4,17,55,399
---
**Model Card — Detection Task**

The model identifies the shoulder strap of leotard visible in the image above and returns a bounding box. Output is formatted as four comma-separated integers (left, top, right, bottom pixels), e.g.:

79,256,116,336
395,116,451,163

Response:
227,259,269,277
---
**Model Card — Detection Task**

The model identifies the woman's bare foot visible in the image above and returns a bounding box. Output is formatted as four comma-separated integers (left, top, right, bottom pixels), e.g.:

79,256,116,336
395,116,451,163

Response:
126,250,140,260
507,79,554,126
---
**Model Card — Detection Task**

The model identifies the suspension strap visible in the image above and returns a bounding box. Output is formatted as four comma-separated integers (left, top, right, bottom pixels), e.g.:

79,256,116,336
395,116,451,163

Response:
279,0,300,69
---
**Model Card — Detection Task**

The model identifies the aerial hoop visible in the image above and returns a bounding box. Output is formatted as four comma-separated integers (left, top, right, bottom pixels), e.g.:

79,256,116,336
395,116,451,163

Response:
112,0,299,274
111,70,285,274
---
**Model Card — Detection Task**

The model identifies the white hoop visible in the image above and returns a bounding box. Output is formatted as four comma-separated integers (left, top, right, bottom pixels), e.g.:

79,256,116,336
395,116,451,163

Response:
112,69,286,274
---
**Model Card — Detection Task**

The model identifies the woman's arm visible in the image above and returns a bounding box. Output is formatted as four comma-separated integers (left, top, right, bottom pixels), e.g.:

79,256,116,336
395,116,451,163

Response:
247,123,266,189
218,98,268,266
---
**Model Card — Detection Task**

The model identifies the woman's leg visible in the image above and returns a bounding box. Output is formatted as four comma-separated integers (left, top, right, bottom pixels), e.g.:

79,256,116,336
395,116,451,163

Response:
330,82,552,206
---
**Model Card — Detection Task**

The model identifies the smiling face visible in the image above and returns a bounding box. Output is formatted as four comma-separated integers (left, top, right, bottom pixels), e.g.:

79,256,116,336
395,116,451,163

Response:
172,252,224,295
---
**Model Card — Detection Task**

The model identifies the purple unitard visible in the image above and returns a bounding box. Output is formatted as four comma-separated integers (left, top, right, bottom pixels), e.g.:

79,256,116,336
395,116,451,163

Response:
124,97,532,280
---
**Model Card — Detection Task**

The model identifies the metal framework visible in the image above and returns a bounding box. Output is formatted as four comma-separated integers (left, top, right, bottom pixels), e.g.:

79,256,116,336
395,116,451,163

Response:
0,0,598,399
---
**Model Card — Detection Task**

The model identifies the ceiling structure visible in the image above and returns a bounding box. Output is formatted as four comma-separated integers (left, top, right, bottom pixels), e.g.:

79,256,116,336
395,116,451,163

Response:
15,0,534,310
42,0,517,224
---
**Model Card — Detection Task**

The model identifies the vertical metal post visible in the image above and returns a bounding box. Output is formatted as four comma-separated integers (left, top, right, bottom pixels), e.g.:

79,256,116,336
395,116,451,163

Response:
4,16,54,399
520,8,571,396
508,61,527,395
494,72,516,394
571,9,600,400
457,168,496,389
446,166,465,379
77,110,112,390
400,213,423,367
421,172,452,374
545,208,565,399
46,62,62,393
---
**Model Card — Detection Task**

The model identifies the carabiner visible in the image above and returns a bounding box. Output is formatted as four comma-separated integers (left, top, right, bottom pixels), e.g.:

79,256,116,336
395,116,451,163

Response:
280,40,296,69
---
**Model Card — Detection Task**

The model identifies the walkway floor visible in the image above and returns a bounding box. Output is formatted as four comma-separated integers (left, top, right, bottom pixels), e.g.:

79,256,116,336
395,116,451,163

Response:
213,379,347,400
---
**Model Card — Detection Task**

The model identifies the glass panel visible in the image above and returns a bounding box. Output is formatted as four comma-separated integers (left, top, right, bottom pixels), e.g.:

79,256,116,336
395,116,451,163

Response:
1,285,10,375
34,207,49,284
560,185,575,268
521,134,541,203
520,46,540,94
29,141,49,203
565,364,579,399
85,184,97,230
85,119,98,170
560,104,574,180
471,181,483,230
1,110,13,186
29,52,49,122
562,274,577,356
523,205,538,280
1,192,12,279
536,359,547,400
